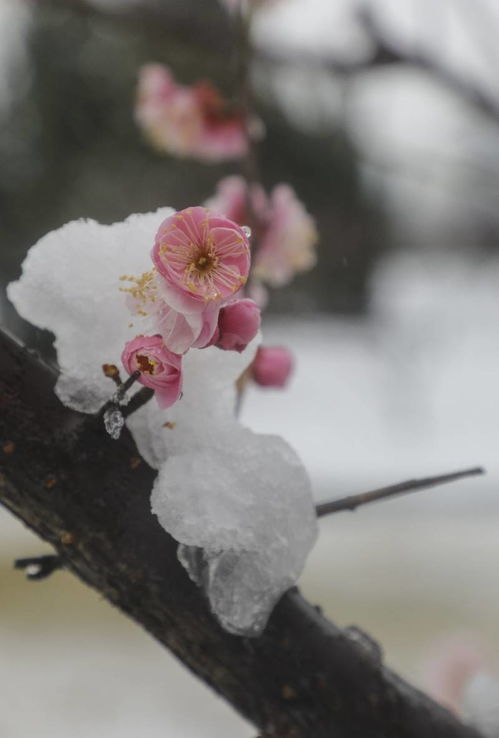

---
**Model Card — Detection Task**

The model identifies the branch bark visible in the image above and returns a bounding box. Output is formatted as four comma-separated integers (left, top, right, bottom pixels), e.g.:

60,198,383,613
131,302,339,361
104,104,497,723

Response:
0,328,483,738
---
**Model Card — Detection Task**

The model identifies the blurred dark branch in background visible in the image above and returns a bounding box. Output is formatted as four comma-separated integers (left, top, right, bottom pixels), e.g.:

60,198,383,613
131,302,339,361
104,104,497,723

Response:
38,0,234,53
258,7,499,128
38,0,499,127
316,467,485,517
0,329,485,738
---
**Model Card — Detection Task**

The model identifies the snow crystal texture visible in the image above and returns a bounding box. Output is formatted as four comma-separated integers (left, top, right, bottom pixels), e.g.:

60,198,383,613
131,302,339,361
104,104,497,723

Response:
7,210,317,636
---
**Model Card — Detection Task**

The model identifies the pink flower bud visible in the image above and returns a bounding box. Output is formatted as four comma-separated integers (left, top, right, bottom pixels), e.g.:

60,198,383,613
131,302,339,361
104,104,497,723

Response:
251,346,293,388
121,334,182,409
215,298,261,352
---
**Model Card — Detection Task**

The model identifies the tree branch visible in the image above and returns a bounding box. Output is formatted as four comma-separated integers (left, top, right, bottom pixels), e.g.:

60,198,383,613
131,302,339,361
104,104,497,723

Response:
256,6,499,128
316,467,485,517
0,327,482,738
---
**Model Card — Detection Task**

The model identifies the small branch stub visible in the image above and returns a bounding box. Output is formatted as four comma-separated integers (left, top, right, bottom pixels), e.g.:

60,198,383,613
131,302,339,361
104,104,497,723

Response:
14,555,64,580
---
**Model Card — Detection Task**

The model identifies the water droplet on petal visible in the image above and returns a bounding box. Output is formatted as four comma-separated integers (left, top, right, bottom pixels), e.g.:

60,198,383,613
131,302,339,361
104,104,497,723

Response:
242,225,251,238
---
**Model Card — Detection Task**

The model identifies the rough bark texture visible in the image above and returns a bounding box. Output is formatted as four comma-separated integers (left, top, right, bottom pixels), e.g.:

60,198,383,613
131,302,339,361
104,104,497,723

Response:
0,328,483,738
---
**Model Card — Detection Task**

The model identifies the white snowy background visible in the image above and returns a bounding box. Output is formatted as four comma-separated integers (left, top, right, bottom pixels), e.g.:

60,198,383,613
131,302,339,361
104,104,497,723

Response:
2,0,499,736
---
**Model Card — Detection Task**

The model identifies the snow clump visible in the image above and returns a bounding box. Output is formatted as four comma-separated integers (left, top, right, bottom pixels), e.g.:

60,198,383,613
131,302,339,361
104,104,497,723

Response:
7,209,317,636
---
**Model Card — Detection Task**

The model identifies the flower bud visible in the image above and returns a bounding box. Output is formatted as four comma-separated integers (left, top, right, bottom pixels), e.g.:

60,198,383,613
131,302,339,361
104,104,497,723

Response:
251,346,293,388
215,299,261,352
121,334,182,409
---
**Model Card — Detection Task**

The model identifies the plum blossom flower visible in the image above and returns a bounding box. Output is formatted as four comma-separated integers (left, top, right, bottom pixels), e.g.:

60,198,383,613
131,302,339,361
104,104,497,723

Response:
251,345,293,387
135,64,249,162
120,268,219,355
256,185,318,287
137,206,252,353
214,298,261,352
121,334,182,409
120,207,251,353
205,175,318,288
153,206,250,307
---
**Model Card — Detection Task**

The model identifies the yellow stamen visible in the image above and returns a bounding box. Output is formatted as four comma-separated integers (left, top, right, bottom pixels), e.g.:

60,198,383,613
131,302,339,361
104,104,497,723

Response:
136,354,158,375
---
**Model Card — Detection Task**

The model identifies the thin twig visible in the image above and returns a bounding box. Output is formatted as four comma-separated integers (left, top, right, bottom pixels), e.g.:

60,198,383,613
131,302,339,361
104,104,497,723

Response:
97,370,141,421
122,386,154,418
115,370,141,402
316,466,485,517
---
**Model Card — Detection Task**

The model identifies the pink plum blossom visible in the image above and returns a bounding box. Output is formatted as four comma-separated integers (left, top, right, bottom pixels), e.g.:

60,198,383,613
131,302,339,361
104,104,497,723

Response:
205,175,317,288
251,345,293,387
121,334,182,409
153,206,250,308
214,298,261,352
120,269,220,355
135,64,249,162
122,207,252,354
150,206,250,352
257,185,318,287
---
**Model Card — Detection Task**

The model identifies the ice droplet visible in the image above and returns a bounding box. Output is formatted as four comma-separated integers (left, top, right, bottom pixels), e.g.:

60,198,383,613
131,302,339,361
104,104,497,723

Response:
242,225,252,238
104,406,125,440
111,389,131,407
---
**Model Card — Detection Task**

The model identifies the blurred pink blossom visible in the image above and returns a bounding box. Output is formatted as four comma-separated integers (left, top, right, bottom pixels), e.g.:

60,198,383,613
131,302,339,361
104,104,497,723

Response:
420,633,499,735
205,175,317,288
135,64,249,162
251,345,293,387
121,334,182,409
214,298,261,352
420,634,487,713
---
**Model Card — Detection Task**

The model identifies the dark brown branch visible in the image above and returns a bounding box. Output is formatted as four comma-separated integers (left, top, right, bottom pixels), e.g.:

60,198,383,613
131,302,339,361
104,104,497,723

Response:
316,467,485,517
0,328,482,738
